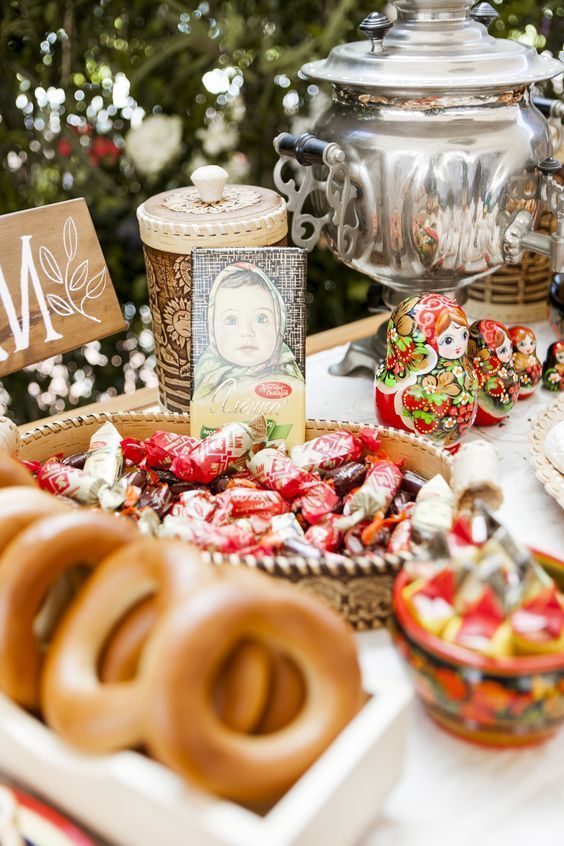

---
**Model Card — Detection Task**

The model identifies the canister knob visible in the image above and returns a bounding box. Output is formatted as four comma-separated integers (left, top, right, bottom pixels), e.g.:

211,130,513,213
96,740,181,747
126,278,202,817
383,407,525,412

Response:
359,12,393,53
190,165,228,203
469,1,499,29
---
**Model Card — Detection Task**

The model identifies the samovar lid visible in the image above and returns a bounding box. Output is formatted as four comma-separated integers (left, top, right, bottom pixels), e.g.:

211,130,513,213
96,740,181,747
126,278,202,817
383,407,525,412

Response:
302,0,563,92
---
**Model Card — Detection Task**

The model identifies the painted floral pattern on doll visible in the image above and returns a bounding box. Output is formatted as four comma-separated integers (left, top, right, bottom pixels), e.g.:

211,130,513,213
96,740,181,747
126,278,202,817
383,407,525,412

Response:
508,325,542,398
542,341,564,392
375,294,478,447
468,320,520,424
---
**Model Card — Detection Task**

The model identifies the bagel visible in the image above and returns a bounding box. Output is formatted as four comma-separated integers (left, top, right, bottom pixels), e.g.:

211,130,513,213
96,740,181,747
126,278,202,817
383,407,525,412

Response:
99,596,283,735
0,510,137,709
0,488,69,555
256,653,305,734
0,454,36,489
41,539,212,751
140,578,362,803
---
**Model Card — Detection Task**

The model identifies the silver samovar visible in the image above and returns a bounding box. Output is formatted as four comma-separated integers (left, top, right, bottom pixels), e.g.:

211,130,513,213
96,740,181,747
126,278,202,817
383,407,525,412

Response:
273,0,564,371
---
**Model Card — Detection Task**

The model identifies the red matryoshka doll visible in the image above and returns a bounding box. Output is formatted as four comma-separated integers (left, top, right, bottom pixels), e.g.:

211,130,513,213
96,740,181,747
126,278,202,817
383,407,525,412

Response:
508,325,542,398
375,294,478,447
468,320,520,425
542,340,564,392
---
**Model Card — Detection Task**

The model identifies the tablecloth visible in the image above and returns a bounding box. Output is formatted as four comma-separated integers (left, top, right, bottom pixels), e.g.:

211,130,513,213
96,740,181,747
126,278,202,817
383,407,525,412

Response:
306,319,563,846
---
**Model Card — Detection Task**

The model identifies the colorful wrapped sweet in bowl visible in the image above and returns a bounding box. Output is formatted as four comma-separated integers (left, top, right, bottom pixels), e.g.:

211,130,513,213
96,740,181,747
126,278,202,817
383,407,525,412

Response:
390,512,564,747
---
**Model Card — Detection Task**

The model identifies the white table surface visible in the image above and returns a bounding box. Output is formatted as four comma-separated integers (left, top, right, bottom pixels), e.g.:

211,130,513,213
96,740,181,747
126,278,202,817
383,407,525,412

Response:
306,319,564,846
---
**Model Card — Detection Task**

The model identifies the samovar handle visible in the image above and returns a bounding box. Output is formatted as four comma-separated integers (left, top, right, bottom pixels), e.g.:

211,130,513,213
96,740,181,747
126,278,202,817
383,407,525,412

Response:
503,157,564,273
273,133,360,260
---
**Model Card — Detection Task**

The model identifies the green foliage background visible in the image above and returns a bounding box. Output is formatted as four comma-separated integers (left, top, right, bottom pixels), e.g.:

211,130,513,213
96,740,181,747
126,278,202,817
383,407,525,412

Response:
0,0,562,422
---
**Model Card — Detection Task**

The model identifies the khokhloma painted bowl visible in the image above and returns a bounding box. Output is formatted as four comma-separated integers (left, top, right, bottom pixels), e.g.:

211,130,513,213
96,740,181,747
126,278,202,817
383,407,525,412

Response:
390,557,564,747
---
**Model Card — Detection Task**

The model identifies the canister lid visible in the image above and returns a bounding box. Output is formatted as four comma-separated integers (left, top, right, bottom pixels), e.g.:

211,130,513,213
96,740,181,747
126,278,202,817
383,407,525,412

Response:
303,0,563,93
137,166,287,253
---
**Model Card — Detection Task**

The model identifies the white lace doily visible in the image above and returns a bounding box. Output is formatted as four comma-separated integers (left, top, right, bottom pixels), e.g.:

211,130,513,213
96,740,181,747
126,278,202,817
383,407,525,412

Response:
162,186,261,215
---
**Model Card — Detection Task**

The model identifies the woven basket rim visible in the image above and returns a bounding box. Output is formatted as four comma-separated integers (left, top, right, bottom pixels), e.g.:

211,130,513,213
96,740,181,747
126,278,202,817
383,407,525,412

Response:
529,395,564,511
20,410,452,577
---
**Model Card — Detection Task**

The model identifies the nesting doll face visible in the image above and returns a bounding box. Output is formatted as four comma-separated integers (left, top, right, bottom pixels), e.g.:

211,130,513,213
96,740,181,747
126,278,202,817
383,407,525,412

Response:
508,325,541,397
468,319,521,422
375,294,478,446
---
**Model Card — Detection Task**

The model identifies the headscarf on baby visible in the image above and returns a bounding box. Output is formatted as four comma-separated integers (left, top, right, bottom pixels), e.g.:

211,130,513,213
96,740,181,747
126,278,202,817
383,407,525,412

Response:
193,262,304,400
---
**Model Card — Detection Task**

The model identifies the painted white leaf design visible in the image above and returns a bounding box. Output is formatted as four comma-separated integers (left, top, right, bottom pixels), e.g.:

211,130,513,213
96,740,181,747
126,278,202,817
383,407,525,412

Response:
63,217,77,261
69,260,89,292
85,268,107,300
47,294,74,317
39,246,63,285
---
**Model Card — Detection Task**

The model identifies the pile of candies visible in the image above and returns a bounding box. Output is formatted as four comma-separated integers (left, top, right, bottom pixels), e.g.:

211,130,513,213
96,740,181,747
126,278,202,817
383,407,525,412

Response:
402,514,564,657
23,416,456,563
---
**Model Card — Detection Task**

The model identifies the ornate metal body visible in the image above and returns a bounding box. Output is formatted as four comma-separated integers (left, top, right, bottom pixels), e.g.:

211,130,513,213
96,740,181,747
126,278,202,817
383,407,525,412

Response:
274,0,564,299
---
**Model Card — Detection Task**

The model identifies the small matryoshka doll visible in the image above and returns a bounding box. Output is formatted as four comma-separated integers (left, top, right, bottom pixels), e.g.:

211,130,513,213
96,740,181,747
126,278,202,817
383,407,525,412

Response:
542,340,564,392
468,319,520,425
508,325,542,399
375,294,478,447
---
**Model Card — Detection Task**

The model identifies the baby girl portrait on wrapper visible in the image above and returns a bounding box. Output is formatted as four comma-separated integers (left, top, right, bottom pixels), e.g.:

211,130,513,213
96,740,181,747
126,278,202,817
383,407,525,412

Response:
190,250,306,446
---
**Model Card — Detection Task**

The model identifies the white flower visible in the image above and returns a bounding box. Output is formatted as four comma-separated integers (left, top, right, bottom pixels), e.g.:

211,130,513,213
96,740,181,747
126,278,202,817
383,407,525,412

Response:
125,114,183,176
196,116,239,157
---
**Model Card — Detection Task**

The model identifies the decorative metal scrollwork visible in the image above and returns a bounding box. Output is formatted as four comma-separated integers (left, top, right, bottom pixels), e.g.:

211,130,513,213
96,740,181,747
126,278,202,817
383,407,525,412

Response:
273,133,360,261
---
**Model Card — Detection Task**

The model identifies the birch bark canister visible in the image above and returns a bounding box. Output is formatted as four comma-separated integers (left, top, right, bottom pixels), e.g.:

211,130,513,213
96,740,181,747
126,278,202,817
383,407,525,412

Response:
137,166,287,413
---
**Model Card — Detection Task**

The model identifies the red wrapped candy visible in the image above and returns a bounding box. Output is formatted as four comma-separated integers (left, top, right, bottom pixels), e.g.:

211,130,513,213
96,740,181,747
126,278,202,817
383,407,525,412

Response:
37,461,107,505
248,448,338,524
304,514,344,552
171,489,217,521
213,488,290,525
172,417,267,484
122,431,199,470
161,515,256,553
290,430,363,473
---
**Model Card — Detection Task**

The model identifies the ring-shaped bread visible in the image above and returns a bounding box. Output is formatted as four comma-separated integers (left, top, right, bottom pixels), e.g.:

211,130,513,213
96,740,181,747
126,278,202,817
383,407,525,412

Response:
41,539,214,751
0,510,137,709
0,487,69,555
0,454,37,488
140,577,363,804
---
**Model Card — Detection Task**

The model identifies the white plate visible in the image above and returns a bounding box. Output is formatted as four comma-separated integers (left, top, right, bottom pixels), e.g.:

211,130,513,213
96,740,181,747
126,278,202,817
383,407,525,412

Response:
529,394,564,510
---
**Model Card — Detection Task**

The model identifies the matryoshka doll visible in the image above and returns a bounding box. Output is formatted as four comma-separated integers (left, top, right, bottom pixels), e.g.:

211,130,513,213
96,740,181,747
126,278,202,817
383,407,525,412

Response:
542,340,564,391
508,325,542,398
375,294,478,447
468,320,520,425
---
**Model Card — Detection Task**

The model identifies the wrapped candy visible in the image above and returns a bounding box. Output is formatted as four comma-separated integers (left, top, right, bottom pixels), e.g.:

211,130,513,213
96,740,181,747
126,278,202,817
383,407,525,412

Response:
403,569,456,635
172,417,267,484
144,431,199,470
387,516,412,554
511,586,564,654
248,448,338,524
337,460,403,527
61,452,89,469
137,484,175,519
411,474,455,536
290,430,363,473
323,461,367,497
83,422,123,486
443,588,513,657
213,488,289,524
122,431,199,470
37,461,107,505
160,515,256,553
304,514,344,553
171,489,217,521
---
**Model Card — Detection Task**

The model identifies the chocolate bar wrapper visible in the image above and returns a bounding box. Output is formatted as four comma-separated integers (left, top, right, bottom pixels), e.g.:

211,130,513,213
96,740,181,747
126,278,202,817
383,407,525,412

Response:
83,422,123,486
323,461,367,497
290,431,363,473
173,417,267,484
37,461,107,505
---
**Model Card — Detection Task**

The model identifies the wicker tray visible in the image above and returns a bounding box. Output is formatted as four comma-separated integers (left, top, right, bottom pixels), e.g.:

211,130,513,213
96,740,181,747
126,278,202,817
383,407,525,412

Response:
529,395,564,510
19,412,452,630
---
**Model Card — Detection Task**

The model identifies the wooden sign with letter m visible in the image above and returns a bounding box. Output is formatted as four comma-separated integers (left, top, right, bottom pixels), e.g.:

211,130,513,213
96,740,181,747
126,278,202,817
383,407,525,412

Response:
0,198,125,376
